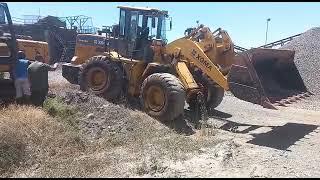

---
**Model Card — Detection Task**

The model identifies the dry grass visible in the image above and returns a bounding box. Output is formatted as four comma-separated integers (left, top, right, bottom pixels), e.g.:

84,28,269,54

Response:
0,93,226,177
0,66,233,177
89,110,223,177
0,105,86,177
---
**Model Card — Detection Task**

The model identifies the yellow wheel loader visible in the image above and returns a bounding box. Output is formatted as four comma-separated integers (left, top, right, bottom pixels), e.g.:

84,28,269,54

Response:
0,3,50,103
16,39,50,64
0,2,19,101
62,6,309,122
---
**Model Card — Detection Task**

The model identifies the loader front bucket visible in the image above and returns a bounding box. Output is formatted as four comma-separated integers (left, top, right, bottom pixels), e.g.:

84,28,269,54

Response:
227,48,309,109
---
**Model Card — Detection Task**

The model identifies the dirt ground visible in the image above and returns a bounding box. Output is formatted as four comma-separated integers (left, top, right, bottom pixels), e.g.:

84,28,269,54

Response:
204,95,320,178
21,67,319,178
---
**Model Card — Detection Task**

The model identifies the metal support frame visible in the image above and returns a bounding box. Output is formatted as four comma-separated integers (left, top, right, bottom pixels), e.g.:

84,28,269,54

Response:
258,33,302,49
234,45,248,52
59,15,97,34
234,33,302,52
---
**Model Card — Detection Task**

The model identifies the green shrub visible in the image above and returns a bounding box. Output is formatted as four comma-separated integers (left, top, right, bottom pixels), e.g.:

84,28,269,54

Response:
43,97,79,131
0,72,4,79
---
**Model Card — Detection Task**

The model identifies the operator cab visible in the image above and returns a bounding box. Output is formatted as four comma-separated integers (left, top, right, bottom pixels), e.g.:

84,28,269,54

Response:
116,6,172,61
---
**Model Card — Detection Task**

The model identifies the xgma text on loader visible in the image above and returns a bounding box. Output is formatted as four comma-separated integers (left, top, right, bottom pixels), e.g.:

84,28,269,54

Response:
62,5,310,123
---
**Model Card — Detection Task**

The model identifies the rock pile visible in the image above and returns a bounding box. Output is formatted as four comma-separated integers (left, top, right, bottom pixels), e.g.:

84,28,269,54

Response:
280,27,320,95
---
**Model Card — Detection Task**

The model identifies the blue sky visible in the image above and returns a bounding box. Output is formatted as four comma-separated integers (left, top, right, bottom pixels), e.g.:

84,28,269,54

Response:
6,2,320,48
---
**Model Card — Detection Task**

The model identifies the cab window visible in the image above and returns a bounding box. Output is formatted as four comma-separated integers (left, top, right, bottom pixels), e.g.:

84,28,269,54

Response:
0,6,7,25
119,10,126,36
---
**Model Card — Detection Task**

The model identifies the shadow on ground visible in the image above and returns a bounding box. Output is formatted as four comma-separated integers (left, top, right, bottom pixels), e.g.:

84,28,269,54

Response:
163,113,196,136
169,108,235,136
91,95,320,150
204,107,319,151
209,109,233,119
212,115,319,151
125,98,197,136
247,123,318,151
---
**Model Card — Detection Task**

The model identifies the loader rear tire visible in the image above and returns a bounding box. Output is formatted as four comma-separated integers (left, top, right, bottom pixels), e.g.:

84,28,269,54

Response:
206,83,224,109
192,72,225,110
199,75,224,109
140,73,185,122
79,56,124,102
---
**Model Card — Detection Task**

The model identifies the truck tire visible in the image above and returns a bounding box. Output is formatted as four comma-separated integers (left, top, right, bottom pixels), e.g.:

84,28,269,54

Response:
79,56,123,102
140,73,185,122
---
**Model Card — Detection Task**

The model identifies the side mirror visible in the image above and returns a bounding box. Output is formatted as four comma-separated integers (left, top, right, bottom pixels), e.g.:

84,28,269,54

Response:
170,19,172,30
152,17,156,28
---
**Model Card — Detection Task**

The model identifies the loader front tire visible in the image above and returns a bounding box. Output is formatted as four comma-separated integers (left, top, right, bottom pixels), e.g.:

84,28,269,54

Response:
79,56,124,102
140,73,185,122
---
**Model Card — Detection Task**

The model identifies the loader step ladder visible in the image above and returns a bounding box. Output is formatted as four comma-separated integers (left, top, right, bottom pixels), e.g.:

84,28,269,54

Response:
60,47,67,62
49,30,68,62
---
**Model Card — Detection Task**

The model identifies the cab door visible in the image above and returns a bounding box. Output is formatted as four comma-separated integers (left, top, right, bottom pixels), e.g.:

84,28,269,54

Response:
127,11,139,58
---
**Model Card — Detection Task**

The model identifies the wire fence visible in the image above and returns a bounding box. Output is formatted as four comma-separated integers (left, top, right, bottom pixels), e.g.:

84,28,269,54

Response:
12,15,98,34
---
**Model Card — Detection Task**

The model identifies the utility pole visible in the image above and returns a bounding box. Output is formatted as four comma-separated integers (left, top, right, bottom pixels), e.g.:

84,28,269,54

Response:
265,18,271,45
38,8,41,22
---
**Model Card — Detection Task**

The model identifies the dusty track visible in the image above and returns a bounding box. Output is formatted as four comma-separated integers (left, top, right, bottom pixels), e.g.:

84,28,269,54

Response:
206,94,320,178
44,67,320,178
37,26,320,177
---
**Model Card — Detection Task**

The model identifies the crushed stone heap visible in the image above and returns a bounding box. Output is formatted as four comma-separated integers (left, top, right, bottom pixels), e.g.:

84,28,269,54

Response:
280,27,320,95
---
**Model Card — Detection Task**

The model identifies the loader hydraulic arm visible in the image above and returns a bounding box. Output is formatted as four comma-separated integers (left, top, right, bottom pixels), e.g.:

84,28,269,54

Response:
165,37,229,91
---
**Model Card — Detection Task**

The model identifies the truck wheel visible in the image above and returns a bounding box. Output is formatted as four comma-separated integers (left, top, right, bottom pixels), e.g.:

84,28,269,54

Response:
79,56,124,102
140,73,185,122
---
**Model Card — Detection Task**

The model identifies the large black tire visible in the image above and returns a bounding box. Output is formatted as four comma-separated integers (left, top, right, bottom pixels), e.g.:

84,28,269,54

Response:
191,72,224,110
206,82,224,109
140,73,185,122
79,56,124,102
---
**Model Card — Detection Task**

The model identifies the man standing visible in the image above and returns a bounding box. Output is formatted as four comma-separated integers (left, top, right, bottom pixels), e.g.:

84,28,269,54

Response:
28,60,58,106
14,51,31,104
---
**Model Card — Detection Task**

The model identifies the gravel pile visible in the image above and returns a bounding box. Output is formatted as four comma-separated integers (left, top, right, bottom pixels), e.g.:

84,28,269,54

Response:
56,89,158,139
280,27,320,95
48,68,159,139
279,27,320,111
288,95,320,111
